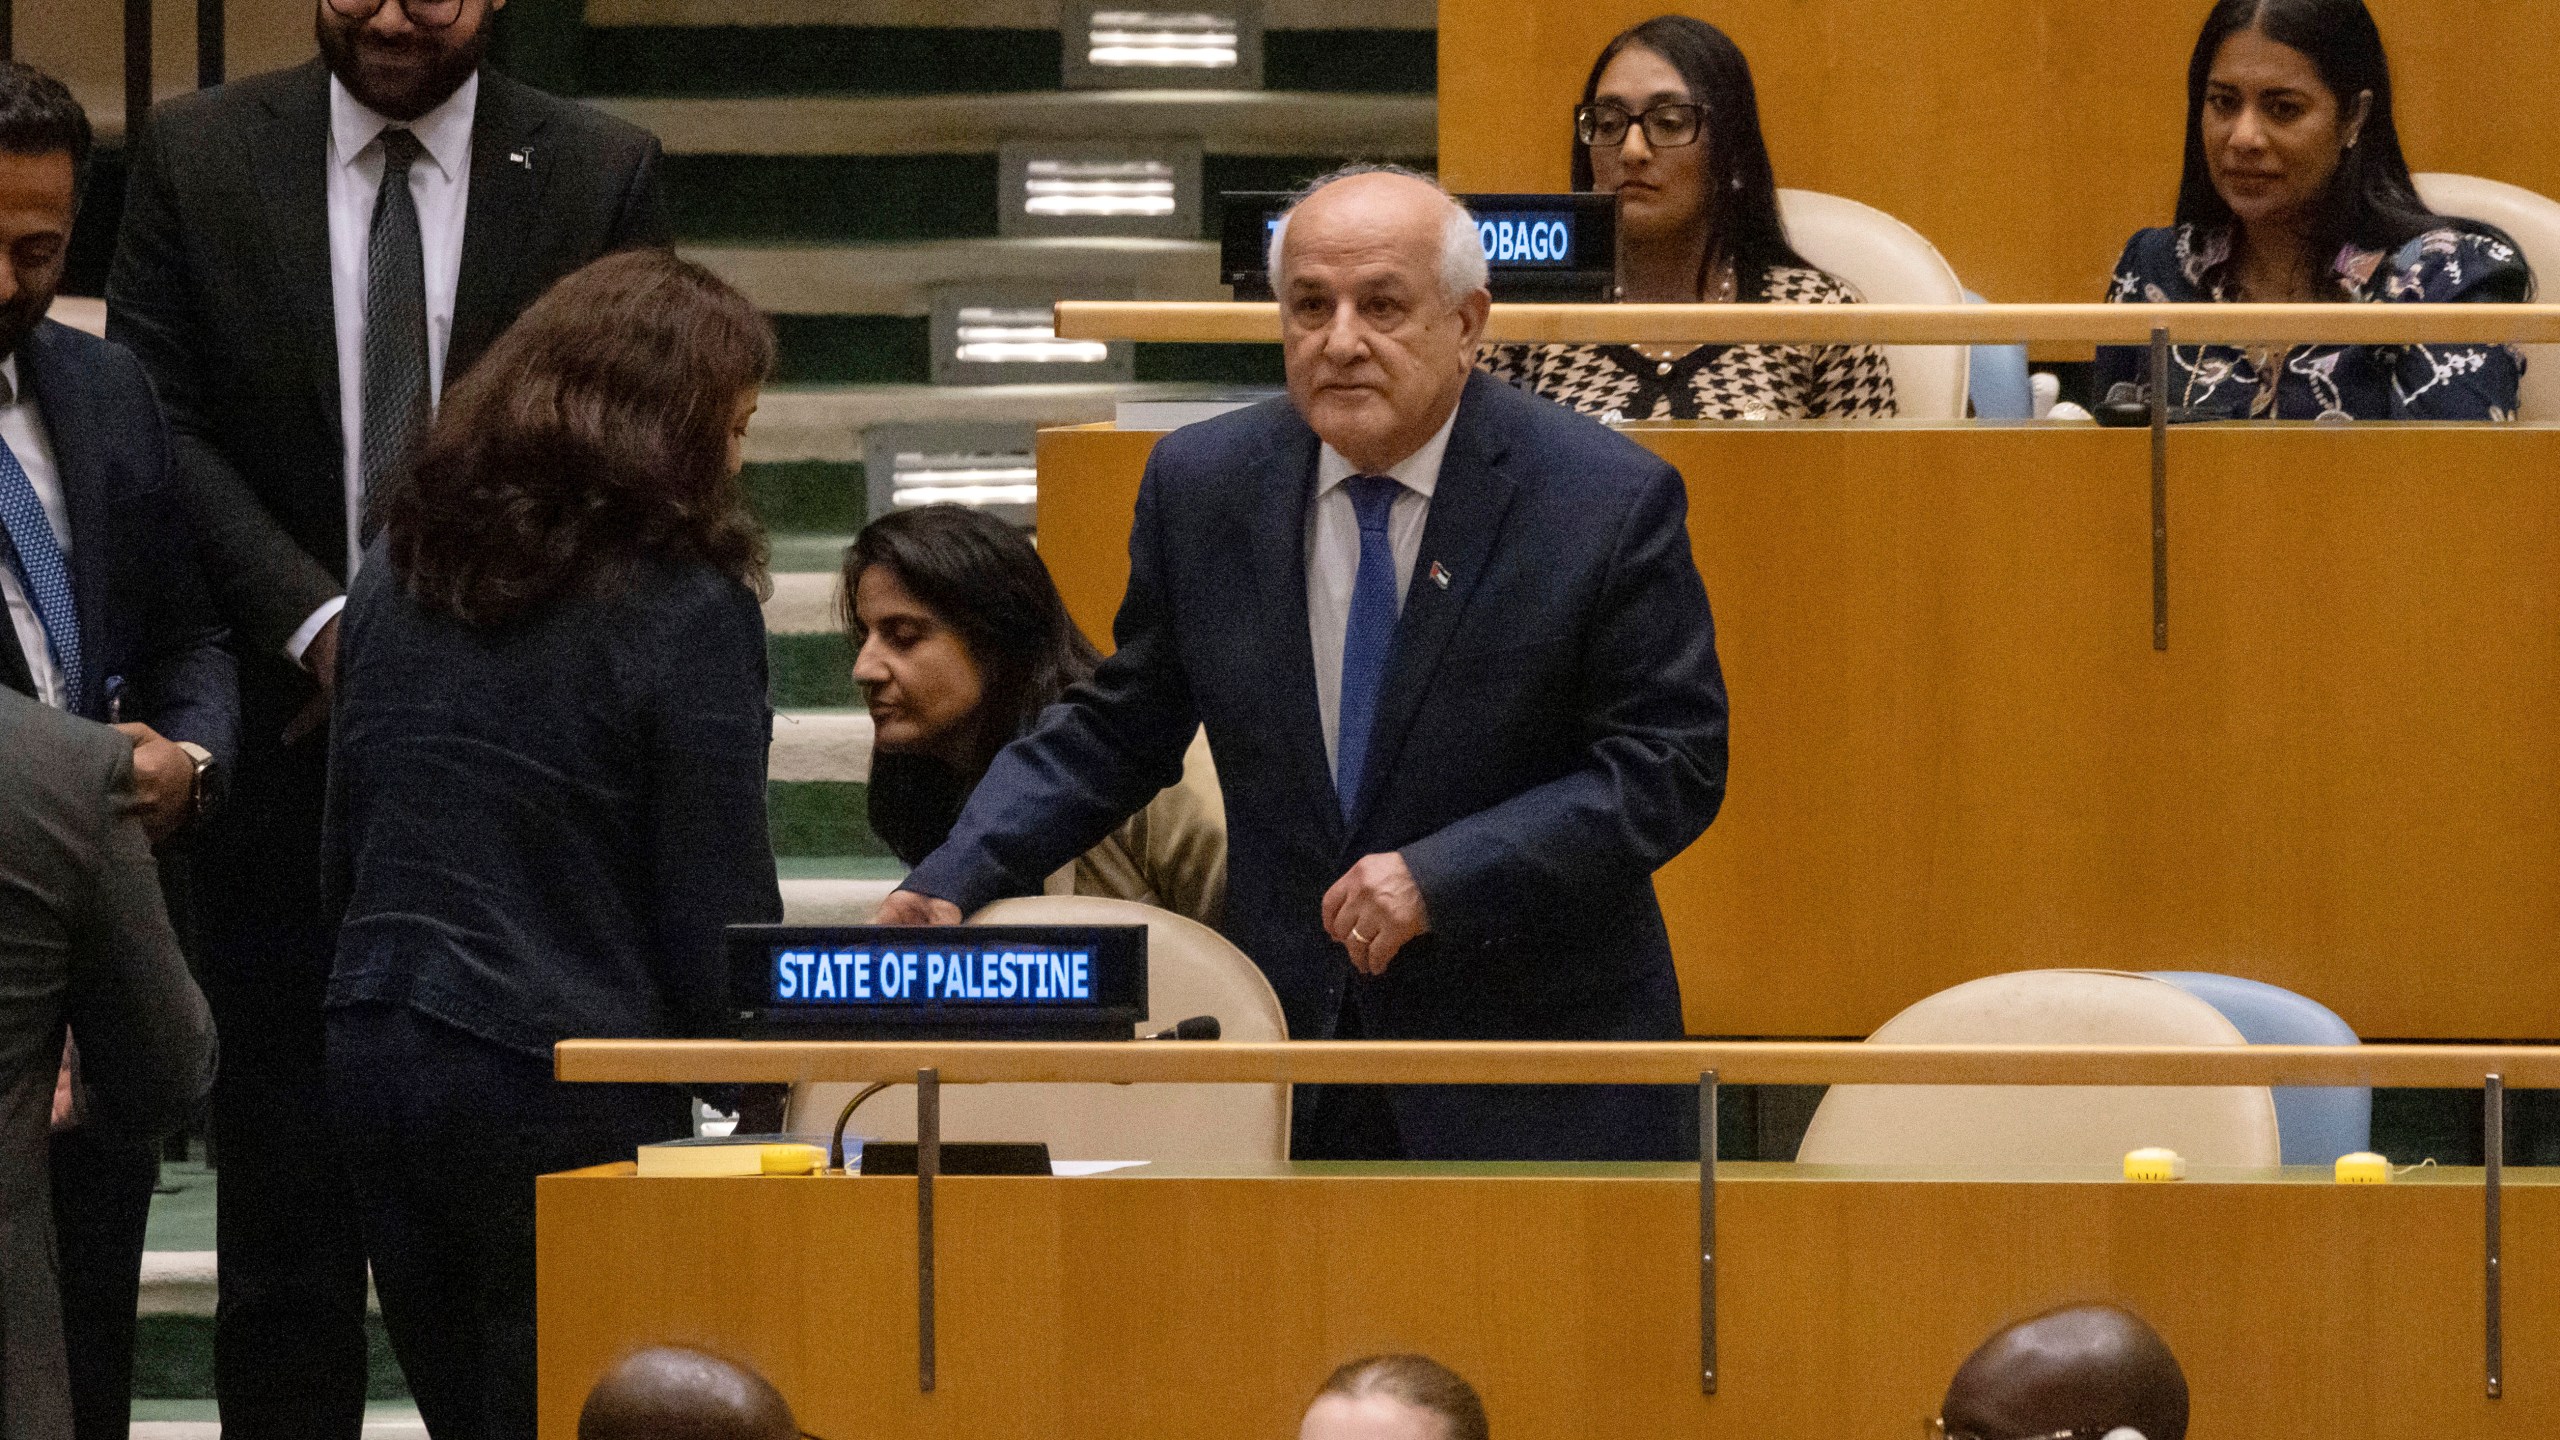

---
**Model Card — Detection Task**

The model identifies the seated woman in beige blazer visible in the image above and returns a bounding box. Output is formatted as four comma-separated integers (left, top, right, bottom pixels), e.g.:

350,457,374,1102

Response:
842,503,1225,929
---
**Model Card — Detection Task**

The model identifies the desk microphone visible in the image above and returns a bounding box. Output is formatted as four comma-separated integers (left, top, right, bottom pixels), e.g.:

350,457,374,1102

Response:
1144,1016,1221,1041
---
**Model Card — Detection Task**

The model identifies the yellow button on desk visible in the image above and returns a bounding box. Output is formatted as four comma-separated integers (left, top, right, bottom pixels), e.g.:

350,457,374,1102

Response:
2334,1151,2391,1184
2123,1147,2186,1182
760,1143,825,1175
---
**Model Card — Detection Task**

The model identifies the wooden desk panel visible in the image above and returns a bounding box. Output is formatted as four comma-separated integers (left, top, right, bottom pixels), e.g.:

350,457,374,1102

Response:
538,1164,2560,1439
1435,0,2560,303
1034,422,2560,1039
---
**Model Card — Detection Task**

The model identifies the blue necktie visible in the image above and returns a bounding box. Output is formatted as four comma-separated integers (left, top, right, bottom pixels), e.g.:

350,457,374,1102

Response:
0,429,79,713
1334,474,1403,815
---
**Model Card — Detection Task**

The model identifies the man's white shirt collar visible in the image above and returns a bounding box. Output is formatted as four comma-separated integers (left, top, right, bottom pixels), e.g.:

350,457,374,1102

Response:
329,70,478,181
0,355,20,408
1315,400,1460,501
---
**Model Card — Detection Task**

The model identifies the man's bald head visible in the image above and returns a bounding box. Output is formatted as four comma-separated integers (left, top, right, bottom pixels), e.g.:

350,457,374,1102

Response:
577,1347,799,1440
1941,1304,2188,1440
1268,167,1492,474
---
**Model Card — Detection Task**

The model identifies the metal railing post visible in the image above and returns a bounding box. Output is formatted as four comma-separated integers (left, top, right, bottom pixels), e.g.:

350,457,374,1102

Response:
124,0,152,151
198,0,224,88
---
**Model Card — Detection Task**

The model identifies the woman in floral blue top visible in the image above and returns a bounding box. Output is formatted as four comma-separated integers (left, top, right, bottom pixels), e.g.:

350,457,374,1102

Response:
2095,0,2534,421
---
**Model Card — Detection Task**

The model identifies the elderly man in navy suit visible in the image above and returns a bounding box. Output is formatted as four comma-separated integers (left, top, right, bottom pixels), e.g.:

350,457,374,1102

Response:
879,166,1729,1160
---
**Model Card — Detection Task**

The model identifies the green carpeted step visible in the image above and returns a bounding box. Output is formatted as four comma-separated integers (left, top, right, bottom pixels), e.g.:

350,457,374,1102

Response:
766,313,1284,387
689,238,1225,321
663,155,1000,244
771,314,934,386
133,1315,407,1401
574,26,1433,97
772,533,857,574
584,26,1064,95
769,779,887,858
746,460,866,535
1264,30,1436,93
1134,342,1285,387
665,154,1421,244
771,630,858,706
781,854,909,881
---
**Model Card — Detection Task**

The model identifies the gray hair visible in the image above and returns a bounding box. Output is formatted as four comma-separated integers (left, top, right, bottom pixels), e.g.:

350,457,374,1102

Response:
1264,163,1491,306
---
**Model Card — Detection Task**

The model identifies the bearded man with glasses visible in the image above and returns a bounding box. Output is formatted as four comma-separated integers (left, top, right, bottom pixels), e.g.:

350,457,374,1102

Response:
105,3,667,1435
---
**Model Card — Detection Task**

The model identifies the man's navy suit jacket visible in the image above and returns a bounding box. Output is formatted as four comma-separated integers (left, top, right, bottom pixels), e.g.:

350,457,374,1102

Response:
906,371,1730,1160
0,319,236,770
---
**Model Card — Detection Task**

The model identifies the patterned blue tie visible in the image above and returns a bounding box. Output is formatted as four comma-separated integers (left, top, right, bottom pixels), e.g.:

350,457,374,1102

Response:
0,428,79,713
1334,474,1403,815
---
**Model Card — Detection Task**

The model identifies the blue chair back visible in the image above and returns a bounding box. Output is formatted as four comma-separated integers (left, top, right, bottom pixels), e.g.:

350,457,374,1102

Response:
1964,290,2034,419
2146,971,2371,1165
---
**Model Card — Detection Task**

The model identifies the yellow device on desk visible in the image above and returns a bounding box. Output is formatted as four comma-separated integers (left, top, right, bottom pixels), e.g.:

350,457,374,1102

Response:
2122,1147,2186,1182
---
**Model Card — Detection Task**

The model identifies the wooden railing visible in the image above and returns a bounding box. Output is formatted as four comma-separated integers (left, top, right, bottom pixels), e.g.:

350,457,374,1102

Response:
1052,299,2560,347
555,1038,2560,1088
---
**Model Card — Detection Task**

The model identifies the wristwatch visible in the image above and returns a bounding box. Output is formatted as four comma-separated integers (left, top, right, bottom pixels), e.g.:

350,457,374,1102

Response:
175,741,216,822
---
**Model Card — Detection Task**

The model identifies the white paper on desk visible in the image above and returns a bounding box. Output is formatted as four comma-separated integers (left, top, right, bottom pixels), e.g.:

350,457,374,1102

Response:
1050,1160,1150,1177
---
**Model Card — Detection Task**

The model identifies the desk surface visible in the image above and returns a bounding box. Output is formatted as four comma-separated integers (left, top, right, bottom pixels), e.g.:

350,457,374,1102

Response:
539,1158,2556,1439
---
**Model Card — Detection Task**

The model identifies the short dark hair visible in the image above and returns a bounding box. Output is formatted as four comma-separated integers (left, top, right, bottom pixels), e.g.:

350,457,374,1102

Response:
0,62,93,204
1313,1354,1489,1440
1570,16,1815,302
381,248,773,628
840,503,1102,865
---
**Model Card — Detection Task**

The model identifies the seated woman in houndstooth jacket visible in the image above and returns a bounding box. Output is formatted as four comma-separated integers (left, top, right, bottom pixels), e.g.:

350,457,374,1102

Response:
1478,15,1897,423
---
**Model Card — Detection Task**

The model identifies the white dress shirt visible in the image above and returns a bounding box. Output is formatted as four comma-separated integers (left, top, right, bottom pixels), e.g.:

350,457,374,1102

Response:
1305,405,1457,771
288,71,478,662
0,355,72,709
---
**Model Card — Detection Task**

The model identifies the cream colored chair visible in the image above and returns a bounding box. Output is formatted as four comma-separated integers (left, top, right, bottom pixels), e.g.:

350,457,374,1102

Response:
2412,172,2560,419
46,295,105,337
1774,188,1970,420
1794,969,2280,1168
788,895,1289,1166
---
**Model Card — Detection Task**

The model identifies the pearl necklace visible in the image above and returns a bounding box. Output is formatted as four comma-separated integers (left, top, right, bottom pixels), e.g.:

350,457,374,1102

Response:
1631,263,1739,364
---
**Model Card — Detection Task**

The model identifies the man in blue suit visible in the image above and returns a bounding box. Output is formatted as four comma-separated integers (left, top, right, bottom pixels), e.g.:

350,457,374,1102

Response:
0,62,236,1440
881,167,1729,1160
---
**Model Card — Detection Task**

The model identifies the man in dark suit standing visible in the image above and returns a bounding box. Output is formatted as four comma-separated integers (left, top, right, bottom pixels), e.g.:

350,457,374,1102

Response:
0,62,237,1440
1,687,217,1440
879,167,1729,1160
106,3,669,1432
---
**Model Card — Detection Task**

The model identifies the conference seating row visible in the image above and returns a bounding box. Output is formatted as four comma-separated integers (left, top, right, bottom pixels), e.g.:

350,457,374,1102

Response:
51,174,2556,423
1668,174,2560,420
803,895,2372,1172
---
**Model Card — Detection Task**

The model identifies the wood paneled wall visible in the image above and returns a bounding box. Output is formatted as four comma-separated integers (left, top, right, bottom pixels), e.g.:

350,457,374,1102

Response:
1038,421,2560,1041
1436,0,2560,301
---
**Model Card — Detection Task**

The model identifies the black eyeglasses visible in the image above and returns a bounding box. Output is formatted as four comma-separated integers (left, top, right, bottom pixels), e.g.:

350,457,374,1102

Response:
1575,101,1706,150
324,0,466,29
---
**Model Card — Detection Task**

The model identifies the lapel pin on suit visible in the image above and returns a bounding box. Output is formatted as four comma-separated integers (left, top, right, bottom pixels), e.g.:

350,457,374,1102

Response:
1429,560,1452,590
508,147,535,171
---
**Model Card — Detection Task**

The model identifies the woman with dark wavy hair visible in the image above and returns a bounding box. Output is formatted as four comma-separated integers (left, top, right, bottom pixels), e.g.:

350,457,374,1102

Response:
322,248,782,1440
2094,0,2534,419
1480,15,1895,421
845,503,1224,927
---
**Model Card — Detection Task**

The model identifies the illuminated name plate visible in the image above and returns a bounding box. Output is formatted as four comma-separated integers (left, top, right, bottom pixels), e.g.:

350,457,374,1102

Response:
727,924,1148,1041
1224,191,1619,302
